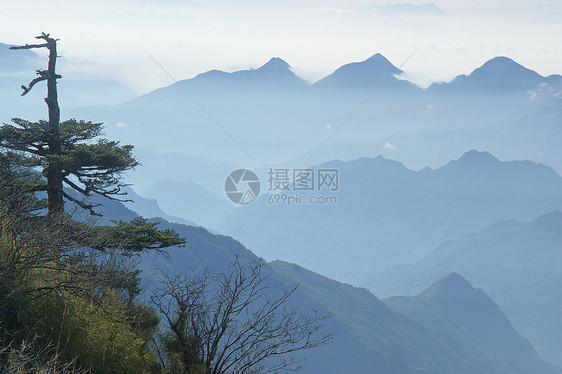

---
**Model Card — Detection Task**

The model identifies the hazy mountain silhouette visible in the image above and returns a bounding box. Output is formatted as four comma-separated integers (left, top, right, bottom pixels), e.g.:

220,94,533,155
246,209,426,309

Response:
63,187,197,227
220,151,562,283
380,210,562,367
429,56,562,92
172,57,309,92
386,273,560,374
0,42,39,71
122,186,199,227
97,197,561,374
59,53,562,166
296,97,562,179
3,39,562,372
142,179,233,230
313,53,417,91
66,192,562,373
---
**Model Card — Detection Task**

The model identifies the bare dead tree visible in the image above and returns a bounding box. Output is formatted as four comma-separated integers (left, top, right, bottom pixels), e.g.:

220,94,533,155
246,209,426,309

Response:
10,32,64,216
150,259,333,374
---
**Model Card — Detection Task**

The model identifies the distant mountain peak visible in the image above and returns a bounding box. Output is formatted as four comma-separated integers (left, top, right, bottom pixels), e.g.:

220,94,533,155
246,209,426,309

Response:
361,53,402,73
258,57,291,71
471,56,542,79
431,56,545,92
480,56,523,68
438,150,502,173
191,68,228,80
313,53,406,89
457,149,498,163
365,52,388,62
531,209,562,230
421,272,475,299
174,56,306,90
436,272,471,288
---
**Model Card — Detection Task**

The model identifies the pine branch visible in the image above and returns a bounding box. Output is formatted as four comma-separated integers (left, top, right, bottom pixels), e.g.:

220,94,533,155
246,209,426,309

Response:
62,190,102,216
93,186,132,202
63,177,92,196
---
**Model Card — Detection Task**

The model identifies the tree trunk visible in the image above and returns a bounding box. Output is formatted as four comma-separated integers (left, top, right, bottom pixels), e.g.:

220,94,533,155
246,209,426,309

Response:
44,37,64,216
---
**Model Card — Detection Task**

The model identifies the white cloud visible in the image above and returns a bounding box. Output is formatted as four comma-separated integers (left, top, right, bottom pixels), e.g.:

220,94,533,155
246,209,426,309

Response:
116,122,129,128
309,7,353,16
384,142,397,150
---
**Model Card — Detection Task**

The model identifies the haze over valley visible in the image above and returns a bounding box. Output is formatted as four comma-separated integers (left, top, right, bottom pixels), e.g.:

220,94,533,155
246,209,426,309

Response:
1,2,561,371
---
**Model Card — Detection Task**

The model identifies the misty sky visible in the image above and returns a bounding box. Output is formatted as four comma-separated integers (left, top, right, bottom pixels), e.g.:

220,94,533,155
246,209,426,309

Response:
2,0,561,93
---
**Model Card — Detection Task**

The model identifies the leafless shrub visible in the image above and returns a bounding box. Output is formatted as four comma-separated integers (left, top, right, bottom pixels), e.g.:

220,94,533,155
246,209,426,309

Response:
151,258,333,374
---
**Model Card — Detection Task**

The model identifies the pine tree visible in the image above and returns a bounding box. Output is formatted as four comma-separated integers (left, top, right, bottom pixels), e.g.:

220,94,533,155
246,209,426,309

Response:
1,33,137,216
1,33,190,373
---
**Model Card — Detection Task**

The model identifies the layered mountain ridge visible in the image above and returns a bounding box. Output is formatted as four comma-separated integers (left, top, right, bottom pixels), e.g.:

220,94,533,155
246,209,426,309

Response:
386,273,560,374
220,150,562,280
380,209,562,366
84,193,561,374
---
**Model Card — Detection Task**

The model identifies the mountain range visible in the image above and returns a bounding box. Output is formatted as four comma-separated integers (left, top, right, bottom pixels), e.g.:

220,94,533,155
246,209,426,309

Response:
428,56,562,93
70,154,562,369
60,52,562,169
141,179,232,230
380,210,562,367
83,194,561,373
5,44,562,193
385,272,559,374
183,57,308,91
220,150,562,281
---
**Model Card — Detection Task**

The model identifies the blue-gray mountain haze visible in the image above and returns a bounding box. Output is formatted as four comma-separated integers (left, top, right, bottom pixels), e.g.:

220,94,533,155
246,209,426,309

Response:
2,41,562,371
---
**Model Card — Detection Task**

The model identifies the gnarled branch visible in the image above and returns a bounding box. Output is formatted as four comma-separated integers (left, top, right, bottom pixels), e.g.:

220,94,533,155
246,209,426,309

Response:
62,190,102,217
20,75,48,96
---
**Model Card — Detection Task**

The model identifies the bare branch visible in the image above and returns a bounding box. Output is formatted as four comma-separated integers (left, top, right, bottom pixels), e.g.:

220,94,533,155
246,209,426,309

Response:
152,259,333,373
20,75,48,96
9,43,49,50
8,32,58,51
